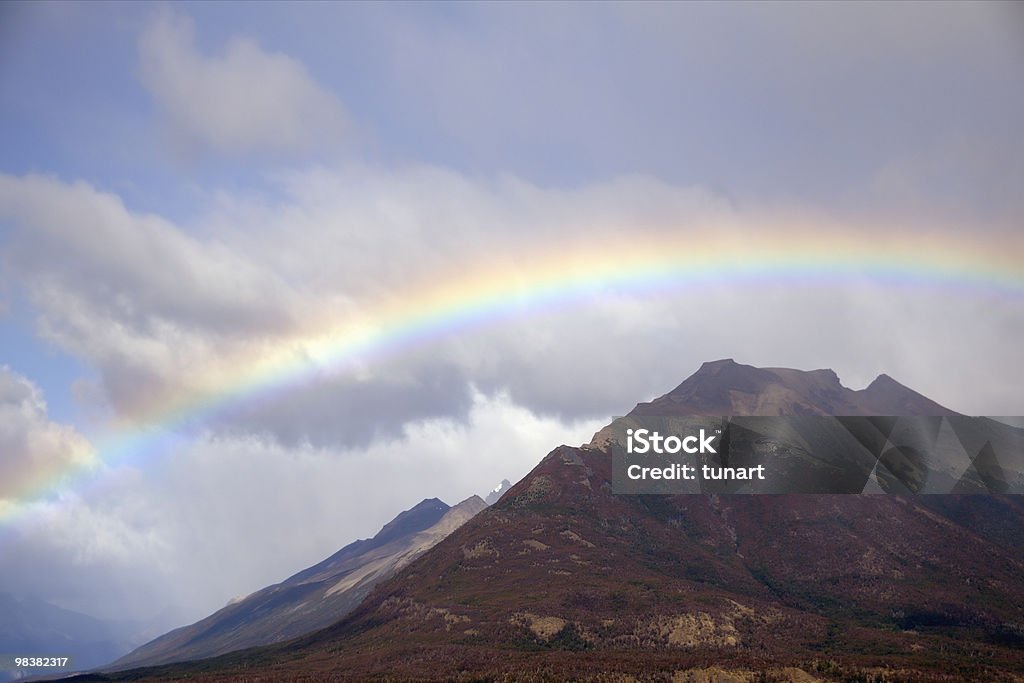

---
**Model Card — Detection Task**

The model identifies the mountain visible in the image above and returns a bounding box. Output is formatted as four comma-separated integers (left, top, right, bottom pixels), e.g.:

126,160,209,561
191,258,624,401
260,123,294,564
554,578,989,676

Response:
634,358,955,417
93,361,1024,681
484,479,512,505
0,593,141,682
110,495,486,670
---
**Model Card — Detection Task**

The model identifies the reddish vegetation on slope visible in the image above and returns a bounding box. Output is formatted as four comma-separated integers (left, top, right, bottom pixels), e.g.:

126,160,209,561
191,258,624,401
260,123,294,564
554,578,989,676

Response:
93,361,1024,682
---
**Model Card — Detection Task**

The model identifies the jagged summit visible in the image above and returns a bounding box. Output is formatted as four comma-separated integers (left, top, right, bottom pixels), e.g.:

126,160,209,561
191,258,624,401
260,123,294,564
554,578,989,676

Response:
640,359,955,419
484,479,512,505
371,497,450,547
697,357,738,369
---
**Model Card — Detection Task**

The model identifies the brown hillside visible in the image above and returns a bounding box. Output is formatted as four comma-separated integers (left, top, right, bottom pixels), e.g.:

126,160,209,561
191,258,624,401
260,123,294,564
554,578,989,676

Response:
91,362,1024,682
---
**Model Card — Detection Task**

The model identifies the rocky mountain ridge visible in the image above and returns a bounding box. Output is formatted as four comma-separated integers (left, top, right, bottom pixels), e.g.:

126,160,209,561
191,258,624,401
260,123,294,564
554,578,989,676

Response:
111,495,487,670
95,361,1024,681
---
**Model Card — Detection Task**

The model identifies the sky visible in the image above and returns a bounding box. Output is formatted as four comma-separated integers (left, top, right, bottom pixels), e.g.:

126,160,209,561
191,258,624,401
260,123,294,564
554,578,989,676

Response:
0,1,1023,630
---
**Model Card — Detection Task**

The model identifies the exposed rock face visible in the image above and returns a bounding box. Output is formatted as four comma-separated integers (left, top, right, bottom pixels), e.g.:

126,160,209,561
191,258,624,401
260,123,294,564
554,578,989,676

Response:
485,478,513,505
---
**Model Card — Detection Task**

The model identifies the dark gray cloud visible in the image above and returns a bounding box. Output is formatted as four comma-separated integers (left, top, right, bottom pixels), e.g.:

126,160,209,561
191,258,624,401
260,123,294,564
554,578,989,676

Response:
293,1,1022,224
221,361,475,449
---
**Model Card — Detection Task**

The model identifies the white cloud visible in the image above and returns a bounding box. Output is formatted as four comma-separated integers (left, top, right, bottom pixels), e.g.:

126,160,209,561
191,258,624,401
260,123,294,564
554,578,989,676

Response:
137,6,350,156
150,389,600,615
0,391,600,621
2,167,1022,447
0,173,305,421
0,366,95,500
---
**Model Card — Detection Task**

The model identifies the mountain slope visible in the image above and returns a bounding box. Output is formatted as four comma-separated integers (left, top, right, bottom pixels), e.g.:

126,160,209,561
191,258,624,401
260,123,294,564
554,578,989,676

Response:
97,361,1024,681
111,495,486,669
0,594,148,682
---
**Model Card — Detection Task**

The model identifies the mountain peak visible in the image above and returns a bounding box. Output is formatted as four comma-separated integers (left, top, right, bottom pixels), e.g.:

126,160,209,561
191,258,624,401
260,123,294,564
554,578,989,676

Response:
484,479,512,505
859,372,955,415
453,495,487,513
412,497,448,510
371,498,450,547
610,361,957,429
866,373,899,389
698,357,738,370
427,496,490,537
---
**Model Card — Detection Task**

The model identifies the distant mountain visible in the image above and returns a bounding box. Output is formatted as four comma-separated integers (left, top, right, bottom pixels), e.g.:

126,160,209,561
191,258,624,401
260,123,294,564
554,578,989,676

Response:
0,593,137,682
484,479,512,505
110,495,486,670
96,361,1024,681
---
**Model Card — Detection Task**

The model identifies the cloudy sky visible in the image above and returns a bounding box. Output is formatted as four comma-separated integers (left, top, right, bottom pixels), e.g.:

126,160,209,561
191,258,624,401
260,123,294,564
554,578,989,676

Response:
1,2,1022,630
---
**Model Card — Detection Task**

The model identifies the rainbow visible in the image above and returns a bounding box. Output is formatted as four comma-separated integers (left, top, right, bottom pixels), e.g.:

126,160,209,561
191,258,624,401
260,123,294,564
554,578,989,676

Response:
4,225,1023,524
